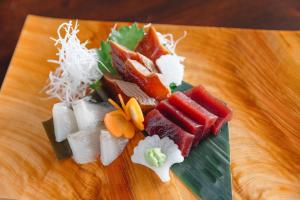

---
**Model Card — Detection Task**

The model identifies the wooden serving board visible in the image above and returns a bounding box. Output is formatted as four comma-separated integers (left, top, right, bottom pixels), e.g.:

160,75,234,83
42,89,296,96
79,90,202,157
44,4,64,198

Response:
0,15,299,200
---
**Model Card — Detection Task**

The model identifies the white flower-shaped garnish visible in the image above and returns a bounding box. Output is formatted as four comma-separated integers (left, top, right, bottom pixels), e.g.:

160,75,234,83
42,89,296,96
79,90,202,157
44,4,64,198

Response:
131,135,184,182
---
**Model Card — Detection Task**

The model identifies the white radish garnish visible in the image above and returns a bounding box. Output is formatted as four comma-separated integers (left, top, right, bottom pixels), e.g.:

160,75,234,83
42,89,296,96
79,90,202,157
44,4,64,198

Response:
156,54,185,86
131,135,184,182
72,99,114,130
52,102,78,142
156,31,187,55
99,130,128,166
67,127,100,164
44,20,103,105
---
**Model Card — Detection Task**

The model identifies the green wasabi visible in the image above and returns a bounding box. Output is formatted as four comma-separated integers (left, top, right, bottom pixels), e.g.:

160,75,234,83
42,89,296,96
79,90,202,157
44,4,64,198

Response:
144,147,167,167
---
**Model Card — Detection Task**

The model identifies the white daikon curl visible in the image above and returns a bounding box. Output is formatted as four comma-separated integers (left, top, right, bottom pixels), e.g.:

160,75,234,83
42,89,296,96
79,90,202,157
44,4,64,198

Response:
156,54,185,86
131,135,184,182
67,127,100,164
100,130,128,166
72,99,114,130
52,102,78,142
44,20,103,105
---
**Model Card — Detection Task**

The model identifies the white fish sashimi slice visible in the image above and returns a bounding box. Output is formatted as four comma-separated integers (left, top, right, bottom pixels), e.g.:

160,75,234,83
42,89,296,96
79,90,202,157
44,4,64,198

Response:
156,54,185,86
100,130,128,166
72,99,114,130
67,128,100,164
52,102,78,142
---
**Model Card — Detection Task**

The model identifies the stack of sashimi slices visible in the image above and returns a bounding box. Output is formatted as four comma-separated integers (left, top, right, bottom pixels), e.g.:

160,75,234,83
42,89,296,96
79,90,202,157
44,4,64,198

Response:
145,86,232,157
43,20,232,183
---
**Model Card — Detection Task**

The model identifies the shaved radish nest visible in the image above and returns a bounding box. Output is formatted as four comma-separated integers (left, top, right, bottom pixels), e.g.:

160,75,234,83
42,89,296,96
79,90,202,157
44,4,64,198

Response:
45,20,102,105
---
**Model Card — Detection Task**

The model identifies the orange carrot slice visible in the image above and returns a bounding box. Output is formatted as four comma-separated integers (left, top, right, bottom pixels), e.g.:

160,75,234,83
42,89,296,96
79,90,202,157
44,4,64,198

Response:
125,98,144,131
104,110,135,139
108,98,123,111
118,94,131,120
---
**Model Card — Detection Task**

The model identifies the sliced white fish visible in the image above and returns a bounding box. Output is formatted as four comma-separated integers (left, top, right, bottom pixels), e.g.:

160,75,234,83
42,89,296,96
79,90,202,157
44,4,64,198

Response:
156,54,185,86
67,127,100,164
72,99,114,130
100,130,128,166
52,102,78,142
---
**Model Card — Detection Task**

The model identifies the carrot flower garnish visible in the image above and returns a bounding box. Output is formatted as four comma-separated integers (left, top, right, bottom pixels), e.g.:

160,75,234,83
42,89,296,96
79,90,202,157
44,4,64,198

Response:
104,94,144,139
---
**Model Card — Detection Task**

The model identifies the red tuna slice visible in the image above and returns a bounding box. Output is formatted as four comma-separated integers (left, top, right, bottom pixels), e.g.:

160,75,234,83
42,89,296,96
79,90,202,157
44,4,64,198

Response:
124,59,170,101
144,109,194,157
157,100,205,146
168,92,218,133
110,41,157,76
135,27,169,63
186,86,233,135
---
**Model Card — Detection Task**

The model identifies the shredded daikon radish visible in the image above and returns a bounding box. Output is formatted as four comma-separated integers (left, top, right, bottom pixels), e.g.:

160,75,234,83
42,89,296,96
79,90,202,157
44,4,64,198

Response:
157,31,187,58
44,20,102,105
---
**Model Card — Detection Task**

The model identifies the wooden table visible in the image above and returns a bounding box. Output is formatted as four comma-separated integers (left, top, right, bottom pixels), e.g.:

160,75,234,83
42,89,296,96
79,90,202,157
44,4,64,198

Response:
0,15,299,200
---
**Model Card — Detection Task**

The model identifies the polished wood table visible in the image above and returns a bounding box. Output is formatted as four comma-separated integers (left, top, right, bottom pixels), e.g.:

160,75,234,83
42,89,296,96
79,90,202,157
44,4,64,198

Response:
0,15,299,200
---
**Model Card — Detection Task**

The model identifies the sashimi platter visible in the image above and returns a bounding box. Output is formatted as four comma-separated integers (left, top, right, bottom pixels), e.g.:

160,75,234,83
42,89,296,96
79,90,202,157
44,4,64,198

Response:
43,21,233,199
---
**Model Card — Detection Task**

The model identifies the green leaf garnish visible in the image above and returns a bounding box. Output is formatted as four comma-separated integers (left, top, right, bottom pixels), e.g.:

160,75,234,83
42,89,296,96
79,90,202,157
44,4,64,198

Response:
96,41,117,75
170,82,177,92
90,79,101,90
109,23,144,50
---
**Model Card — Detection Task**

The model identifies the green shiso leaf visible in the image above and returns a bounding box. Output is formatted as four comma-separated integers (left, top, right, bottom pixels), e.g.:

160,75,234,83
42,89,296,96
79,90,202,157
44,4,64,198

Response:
169,82,177,92
109,23,144,50
96,41,117,75
90,79,101,90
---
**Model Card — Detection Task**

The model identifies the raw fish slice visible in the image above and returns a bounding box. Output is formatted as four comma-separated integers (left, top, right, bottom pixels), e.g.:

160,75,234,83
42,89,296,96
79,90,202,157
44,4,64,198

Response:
52,102,78,142
168,92,218,132
100,130,128,166
144,109,194,157
110,41,156,76
72,99,114,130
157,101,204,146
135,27,169,63
186,86,232,135
124,59,170,101
102,75,157,113
67,127,100,164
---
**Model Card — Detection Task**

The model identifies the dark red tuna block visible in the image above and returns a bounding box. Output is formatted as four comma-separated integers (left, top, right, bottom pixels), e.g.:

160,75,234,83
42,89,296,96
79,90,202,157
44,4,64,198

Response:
144,109,194,157
186,86,232,135
157,101,205,146
168,92,218,133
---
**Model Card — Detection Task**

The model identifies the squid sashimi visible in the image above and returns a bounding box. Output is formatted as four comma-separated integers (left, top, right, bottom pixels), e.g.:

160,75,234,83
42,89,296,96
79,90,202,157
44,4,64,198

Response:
72,99,114,130
67,127,100,164
157,101,204,146
52,102,78,142
168,92,218,133
135,27,169,63
186,86,232,135
110,41,157,76
100,129,128,166
102,75,157,113
144,109,194,157
124,59,170,101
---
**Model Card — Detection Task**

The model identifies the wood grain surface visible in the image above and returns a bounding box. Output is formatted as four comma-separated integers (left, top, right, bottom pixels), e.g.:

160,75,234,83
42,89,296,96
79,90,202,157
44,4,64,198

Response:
0,15,300,200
